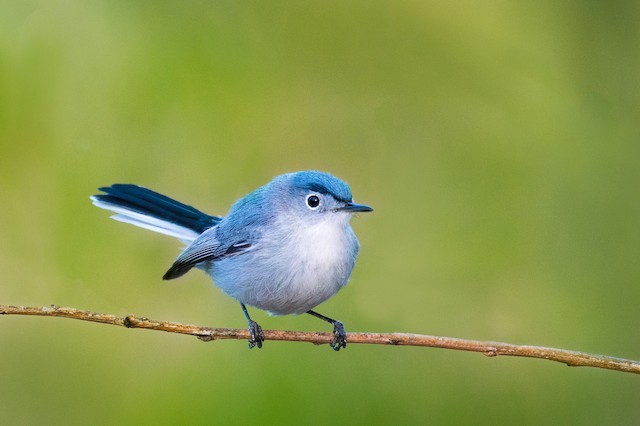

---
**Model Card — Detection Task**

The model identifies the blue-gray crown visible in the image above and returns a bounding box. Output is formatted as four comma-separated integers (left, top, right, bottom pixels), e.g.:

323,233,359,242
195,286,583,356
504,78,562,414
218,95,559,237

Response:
291,171,353,203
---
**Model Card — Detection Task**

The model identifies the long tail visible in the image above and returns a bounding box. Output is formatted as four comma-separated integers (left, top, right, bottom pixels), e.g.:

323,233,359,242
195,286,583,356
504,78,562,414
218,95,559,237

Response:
91,184,221,242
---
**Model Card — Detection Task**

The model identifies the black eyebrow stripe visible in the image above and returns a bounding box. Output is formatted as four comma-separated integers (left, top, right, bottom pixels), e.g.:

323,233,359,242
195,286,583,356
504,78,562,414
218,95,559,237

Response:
304,183,351,203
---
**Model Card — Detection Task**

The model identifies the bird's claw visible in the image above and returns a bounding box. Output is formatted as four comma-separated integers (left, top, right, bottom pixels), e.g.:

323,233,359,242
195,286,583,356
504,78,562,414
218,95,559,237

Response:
330,321,347,351
248,320,264,349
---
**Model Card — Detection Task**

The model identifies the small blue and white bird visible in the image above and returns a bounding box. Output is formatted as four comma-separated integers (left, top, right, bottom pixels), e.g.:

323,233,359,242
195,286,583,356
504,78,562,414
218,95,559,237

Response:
91,171,372,350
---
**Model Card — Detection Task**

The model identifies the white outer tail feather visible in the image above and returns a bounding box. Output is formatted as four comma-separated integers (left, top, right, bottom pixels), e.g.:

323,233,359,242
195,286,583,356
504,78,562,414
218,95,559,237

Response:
91,197,199,243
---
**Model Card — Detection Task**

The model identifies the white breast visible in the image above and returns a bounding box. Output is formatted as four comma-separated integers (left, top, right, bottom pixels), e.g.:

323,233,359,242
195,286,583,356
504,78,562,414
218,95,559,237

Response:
253,214,356,314
295,217,348,273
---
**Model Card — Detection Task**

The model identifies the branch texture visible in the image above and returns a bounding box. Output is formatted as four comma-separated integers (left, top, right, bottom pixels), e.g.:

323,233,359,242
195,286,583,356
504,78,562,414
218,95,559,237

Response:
2,304,638,375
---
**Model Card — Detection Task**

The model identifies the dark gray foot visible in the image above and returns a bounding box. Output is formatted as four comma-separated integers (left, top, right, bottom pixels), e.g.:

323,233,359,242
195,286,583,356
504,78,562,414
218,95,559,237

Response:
248,320,264,349
330,321,347,351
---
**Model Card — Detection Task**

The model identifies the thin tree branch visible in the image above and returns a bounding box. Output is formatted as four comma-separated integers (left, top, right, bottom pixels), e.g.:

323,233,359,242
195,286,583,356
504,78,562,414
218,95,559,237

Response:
1,304,638,375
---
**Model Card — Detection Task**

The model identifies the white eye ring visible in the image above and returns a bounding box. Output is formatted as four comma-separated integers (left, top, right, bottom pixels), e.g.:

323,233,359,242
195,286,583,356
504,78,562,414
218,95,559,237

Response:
306,194,321,209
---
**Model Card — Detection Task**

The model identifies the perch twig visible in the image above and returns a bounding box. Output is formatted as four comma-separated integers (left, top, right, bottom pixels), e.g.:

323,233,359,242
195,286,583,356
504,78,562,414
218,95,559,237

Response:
1,304,638,375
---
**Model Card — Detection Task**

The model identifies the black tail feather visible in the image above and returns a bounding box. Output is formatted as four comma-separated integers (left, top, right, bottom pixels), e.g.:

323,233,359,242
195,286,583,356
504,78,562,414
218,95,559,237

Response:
93,184,221,234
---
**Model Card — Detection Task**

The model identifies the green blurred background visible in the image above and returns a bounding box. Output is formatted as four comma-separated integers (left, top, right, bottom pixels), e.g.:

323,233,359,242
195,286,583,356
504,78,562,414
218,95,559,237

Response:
1,1,639,424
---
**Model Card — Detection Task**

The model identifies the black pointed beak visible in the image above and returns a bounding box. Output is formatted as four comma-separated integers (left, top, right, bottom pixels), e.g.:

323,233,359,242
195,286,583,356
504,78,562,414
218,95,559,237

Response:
339,202,373,213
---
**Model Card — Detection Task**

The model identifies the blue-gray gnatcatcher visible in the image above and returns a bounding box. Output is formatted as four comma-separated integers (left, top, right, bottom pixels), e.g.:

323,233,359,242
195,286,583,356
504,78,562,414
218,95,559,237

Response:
91,171,372,350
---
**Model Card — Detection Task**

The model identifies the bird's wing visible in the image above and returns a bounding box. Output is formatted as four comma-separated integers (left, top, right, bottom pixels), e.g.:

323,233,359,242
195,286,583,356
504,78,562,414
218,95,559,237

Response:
162,227,253,280
162,197,268,280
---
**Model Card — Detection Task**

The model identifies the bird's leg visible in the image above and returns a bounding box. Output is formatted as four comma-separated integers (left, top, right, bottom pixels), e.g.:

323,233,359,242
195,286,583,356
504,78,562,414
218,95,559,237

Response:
241,303,264,349
306,310,347,351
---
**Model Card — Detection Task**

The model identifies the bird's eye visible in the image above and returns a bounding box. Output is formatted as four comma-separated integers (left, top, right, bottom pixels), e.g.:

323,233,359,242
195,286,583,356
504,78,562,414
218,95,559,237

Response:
306,194,320,209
